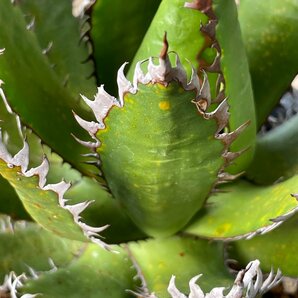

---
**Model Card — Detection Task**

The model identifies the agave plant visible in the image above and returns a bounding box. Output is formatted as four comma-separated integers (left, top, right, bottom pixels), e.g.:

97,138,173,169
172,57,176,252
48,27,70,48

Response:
0,0,297,297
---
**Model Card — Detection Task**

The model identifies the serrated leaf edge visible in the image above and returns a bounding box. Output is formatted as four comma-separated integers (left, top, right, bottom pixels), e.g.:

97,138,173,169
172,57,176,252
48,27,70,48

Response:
74,36,246,185
0,73,111,251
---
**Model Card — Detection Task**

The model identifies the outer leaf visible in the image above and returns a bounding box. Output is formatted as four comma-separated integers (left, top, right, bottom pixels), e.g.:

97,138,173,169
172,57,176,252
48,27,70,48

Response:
127,237,233,297
0,136,110,250
0,217,83,281
22,245,135,298
0,0,92,174
246,113,298,185
238,0,298,127
91,0,161,94
17,0,97,98
229,214,298,277
186,177,298,239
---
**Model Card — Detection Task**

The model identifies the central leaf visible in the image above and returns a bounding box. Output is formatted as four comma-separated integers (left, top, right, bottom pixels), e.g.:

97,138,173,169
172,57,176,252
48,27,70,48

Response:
97,80,225,236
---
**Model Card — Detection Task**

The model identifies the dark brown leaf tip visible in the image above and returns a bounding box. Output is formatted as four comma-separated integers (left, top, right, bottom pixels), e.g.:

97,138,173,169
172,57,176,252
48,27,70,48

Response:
160,32,169,60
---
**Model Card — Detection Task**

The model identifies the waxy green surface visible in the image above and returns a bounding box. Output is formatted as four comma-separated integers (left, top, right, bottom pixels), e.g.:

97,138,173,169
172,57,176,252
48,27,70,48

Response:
128,237,233,297
23,237,234,298
212,0,256,173
97,82,224,237
238,0,298,127
91,0,161,94
0,219,83,281
0,160,88,242
246,114,298,185
23,245,134,298
18,0,97,98
229,214,298,277
129,0,256,173
186,176,298,239
0,0,92,175
128,0,207,79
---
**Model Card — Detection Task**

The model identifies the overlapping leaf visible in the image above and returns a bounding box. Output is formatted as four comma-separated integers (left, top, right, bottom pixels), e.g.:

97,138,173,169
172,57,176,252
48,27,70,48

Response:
186,177,298,239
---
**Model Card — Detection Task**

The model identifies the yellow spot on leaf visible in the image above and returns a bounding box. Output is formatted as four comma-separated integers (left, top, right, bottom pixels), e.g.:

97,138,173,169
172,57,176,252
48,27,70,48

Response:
216,223,232,235
159,101,170,111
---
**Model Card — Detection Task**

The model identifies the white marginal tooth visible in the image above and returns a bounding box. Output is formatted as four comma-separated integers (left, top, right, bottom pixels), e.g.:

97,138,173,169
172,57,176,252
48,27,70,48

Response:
133,60,150,88
148,57,157,79
72,134,100,149
172,53,188,87
200,71,211,106
187,65,201,94
167,276,187,298
206,287,225,298
90,237,113,251
117,62,136,106
81,84,119,126
26,17,35,30
24,157,49,188
79,222,109,233
0,131,12,162
73,112,103,135
0,86,13,114
12,142,29,172
205,99,229,134
0,48,5,55
43,181,71,206
189,275,204,298
66,201,93,218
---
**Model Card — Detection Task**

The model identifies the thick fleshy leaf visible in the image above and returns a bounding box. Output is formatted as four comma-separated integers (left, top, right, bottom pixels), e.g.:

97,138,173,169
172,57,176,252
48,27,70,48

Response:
238,0,298,127
0,216,83,281
127,237,233,297
0,135,110,250
17,0,97,98
22,245,135,298
129,0,256,173
229,214,298,277
128,0,207,79
186,177,298,239
246,113,298,185
211,0,256,173
91,0,161,94
94,58,235,236
0,0,92,174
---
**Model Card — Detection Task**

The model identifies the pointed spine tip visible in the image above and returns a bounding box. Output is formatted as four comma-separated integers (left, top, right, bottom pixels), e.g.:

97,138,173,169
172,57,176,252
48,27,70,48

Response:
117,63,136,106
160,32,169,60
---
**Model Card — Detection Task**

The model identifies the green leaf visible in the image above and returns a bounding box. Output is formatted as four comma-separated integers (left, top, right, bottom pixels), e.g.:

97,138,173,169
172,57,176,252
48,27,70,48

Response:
65,177,145,244
129,0,256,173
127,237,233,297
186,177,298,239
91,0,161,94
229,214,298,277
246,114,298,185
17,0,97,98
22,245,134,298
0,216,83,281
128,0,207,79
0,0,93,174
96,79,225,237
212,0,256,173
0,137,110,250
238,0,298,127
